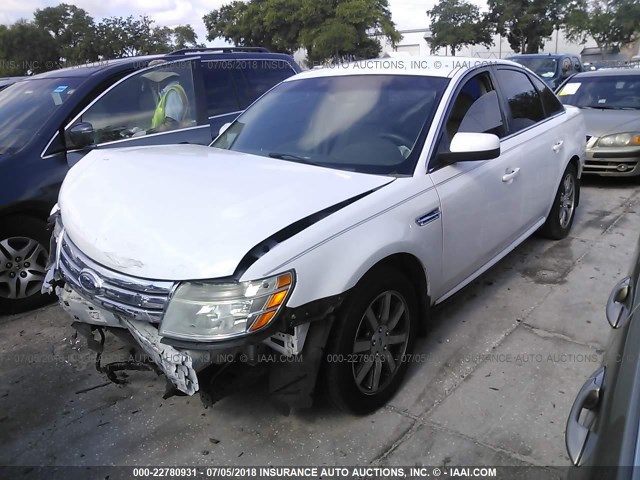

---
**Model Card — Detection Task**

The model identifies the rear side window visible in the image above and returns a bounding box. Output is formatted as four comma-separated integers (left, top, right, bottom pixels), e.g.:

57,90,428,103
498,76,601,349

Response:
495,69,545,134
233,60,296,108
530,76,564,117
201,61,241,117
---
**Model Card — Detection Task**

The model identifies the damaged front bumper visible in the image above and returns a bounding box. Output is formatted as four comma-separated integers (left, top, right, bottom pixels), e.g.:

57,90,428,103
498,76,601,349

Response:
56,285,205,395
43,220,342,407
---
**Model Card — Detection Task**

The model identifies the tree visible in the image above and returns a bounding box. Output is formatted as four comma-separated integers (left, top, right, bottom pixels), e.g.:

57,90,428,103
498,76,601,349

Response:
427,0,493,56
0,20,60,75
486,0,567,53
565,0,640,58
34,4,98,64
203,0,401,63
172,25,200,50
94,16,175,58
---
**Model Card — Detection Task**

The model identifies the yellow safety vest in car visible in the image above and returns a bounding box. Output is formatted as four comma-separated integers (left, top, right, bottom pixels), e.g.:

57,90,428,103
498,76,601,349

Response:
151,82,189,129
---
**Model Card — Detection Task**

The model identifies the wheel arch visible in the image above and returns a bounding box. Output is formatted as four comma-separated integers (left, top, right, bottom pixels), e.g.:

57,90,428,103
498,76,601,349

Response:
0,201,52,225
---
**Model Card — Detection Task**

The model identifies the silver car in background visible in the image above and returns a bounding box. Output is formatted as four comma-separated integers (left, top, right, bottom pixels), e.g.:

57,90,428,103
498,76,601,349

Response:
557,69,640,178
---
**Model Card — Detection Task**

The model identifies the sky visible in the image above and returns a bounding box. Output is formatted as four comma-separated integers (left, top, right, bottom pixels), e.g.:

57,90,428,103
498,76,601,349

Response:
0,0,452,46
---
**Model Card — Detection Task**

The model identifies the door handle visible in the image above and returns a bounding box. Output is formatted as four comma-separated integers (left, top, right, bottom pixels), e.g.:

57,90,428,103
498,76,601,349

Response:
606,277,630,328
502,167,520,183
553,141,564,152
566,367,605,466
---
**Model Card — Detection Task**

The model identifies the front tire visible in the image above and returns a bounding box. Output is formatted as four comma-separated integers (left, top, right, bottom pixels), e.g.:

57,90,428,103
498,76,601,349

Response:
539,164,578,240
0,216,54,315
324,267,418,414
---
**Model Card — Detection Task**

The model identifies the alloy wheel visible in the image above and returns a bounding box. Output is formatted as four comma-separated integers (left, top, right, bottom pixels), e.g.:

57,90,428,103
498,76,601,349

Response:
0,237,48,299
351,290,410,395
559,173,576,229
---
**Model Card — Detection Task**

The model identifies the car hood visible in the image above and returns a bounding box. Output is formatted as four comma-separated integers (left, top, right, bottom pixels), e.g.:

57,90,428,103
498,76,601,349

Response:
580,109,640,137
59,144,393,280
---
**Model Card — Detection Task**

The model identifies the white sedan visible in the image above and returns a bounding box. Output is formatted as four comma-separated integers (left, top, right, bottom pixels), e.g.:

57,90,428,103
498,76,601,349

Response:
44,57,586,414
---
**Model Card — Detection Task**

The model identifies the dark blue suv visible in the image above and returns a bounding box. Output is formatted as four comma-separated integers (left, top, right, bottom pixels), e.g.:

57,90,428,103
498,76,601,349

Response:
507,53,583,90
0,47,301,313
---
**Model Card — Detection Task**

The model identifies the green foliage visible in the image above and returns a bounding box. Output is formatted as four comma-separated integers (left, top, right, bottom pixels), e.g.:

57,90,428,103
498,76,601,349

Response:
427,0,493,56
565,0,640,55
173,25,201,50
486,0,564,53
0,20,60,75
0,3,203,75
34,4,97,63
203,0,400,64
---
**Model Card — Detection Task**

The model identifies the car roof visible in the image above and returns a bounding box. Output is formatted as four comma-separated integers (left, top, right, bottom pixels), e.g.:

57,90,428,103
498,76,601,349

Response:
30,50,298,80
507,54,576,59
288,56,523,80
570,68,640,78
32,55,165,79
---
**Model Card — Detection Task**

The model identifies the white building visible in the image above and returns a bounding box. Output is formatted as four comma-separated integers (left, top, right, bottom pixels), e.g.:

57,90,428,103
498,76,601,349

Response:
376,28,599,59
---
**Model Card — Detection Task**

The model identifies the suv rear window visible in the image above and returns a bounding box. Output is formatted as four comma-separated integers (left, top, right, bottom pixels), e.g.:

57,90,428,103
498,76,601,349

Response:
233,60,297,108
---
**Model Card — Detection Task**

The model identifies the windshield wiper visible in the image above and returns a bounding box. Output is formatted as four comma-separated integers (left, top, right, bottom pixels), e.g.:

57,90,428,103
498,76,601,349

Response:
268,152,327,168
582,105,637,110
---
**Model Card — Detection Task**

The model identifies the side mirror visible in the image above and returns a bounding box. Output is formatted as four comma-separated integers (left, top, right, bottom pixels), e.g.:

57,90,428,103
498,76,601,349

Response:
68,122,95,149
606,277,630,328
218,122,232,137
438,132,500,165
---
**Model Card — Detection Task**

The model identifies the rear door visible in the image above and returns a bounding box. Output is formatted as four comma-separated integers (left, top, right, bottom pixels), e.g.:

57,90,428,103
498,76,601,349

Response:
493,67,568,225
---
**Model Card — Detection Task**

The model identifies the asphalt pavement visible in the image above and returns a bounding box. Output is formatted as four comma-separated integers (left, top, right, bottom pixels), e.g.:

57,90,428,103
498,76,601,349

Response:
0,177,638,472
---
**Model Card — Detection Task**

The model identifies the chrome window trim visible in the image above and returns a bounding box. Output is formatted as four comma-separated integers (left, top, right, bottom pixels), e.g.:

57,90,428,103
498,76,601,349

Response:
41,131,60,159
63,56,202,132
65,124,209,153
209,110,243,120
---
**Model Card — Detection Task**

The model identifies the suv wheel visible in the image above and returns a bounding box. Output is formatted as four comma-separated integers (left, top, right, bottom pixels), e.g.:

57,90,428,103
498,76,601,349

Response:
0,216,53,314
324,267,418,414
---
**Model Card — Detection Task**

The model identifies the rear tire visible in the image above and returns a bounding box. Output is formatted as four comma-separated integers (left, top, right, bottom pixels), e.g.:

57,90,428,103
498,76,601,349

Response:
0,215,54,315
324,267,418,414
539,164,578,240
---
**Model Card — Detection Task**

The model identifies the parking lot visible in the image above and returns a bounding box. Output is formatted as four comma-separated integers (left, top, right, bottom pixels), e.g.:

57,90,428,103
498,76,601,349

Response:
0,177,638,471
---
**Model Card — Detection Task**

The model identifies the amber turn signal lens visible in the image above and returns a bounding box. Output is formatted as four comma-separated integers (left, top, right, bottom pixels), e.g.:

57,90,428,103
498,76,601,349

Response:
249,310,277,332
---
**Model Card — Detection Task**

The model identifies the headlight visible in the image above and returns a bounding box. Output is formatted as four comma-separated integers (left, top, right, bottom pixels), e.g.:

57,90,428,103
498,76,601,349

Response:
597,132,640,147
159,271,294,341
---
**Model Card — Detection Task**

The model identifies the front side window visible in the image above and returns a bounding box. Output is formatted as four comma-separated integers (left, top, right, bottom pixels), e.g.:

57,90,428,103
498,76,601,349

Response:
557,75,640,110
0,78,82,154
213,74,449,175
67,61,198,145
495,69,545,134
445,72,505,140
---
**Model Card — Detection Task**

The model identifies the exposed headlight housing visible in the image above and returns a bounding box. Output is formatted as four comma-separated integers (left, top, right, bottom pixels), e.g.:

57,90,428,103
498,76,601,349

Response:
159,271,294,341
597,132,640,148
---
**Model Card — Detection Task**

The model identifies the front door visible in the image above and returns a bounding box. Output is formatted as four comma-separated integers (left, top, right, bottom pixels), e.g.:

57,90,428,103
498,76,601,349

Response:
65,58,210,167
428,70,524,300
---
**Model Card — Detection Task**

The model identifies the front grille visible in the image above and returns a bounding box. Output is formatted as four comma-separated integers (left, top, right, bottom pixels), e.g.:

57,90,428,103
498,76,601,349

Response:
58,235,173,323
584,160,638,173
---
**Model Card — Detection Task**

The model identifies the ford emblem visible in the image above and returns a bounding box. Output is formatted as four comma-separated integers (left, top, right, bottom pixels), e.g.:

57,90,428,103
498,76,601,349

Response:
79,269,102,292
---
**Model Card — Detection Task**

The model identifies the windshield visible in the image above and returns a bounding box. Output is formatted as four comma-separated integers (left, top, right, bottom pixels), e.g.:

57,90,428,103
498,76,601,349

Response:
512,58,559,79
212,74,449,175
558,75,640,109
0,78,83,154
